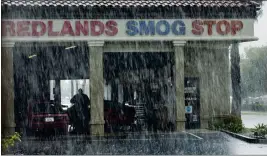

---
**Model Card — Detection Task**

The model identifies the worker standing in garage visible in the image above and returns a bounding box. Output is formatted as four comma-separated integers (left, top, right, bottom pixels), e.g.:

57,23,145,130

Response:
70,88,90,134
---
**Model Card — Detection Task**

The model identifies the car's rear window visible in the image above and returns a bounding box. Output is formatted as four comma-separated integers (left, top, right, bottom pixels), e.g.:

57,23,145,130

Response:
33,104,62,114
104,101,122,110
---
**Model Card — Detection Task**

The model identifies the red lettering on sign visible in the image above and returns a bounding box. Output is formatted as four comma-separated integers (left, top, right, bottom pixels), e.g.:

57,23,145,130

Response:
32,21,46,36
231,20,243,35
204,20,216,35
105,20,118,36
90,21,104,36
48,21,60,36
216,20,230,35
192,20,204,35
75,21,89,36
2,21,16,36
60,21,75,36
17,21,31,36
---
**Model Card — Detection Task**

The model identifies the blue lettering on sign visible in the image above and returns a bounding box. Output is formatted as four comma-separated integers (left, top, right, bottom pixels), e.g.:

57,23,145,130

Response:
126,20,186,36
172,20,186,35
156,20,170,35
126,21,139,36
139,21,155,35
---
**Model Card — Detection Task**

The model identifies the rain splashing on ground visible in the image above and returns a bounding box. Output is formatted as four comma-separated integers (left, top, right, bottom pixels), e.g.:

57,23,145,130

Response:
1,0,267,155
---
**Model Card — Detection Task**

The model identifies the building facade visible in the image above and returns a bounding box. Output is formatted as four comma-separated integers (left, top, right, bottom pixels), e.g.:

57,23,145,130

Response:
1,0,260,136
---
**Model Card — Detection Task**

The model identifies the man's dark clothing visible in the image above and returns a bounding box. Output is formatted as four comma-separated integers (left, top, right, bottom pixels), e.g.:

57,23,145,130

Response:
70,93,90,133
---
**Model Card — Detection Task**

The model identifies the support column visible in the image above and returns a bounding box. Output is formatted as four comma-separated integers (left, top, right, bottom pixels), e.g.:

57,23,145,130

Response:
173,41,186,131
230,43,241,117
199,46,211,129
1,42,16,137
54,79,61,107
88,41,105,136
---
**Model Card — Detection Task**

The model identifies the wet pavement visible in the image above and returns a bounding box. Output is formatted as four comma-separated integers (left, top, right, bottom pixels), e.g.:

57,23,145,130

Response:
6,130,267,155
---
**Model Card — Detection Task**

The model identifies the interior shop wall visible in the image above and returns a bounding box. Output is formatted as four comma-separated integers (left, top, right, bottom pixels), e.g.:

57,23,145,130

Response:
50,79,112,104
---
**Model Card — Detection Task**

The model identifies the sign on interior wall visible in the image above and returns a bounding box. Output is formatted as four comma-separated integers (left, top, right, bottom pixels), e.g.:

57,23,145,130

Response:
185,105,193,114
2,19,255,41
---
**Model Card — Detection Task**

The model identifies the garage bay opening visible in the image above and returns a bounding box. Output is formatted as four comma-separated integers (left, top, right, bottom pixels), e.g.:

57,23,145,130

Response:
103,52,176,132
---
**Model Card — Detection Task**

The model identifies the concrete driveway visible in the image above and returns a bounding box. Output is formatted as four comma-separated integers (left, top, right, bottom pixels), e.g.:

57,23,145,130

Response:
6,130,267,155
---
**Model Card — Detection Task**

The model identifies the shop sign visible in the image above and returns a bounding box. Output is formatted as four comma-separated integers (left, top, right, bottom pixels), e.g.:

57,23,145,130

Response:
192,115,198,122
185,97,197,101
185,86,197,94
2,19,255,41
185,106,193,114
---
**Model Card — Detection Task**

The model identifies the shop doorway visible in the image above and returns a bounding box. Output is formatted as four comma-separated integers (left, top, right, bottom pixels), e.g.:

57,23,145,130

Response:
185,77,200,129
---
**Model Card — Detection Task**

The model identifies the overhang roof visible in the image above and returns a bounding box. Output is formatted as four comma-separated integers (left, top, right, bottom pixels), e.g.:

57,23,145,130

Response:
1,0,260,8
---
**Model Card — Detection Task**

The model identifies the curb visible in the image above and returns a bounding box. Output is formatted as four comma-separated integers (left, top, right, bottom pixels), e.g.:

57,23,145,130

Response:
221,130,260,143
259,138,267,144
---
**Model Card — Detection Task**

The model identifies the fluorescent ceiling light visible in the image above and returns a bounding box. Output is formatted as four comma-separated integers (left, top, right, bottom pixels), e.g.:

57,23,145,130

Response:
65,46,76,50
28,54,37,59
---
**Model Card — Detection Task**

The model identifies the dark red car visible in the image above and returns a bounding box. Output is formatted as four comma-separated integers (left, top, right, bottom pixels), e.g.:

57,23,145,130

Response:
104,100,136,132
27,101,69,135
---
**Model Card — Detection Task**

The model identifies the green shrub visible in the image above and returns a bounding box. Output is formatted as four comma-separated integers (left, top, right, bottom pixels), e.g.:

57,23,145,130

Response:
252,123,267,138
212,115,244,133
1,132,21,154
252,103,266,111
